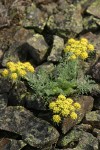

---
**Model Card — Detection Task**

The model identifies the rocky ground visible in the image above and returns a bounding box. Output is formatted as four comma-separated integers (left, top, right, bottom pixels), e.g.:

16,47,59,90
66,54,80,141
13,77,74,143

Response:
0,0,100,150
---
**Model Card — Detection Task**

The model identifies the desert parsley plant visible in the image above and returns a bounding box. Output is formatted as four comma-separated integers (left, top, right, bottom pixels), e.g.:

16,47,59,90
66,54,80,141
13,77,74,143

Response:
49,94,81,124
1,61,34,83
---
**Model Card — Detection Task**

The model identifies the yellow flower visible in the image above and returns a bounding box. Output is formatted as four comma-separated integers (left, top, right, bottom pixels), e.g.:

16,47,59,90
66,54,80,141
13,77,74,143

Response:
10,73,18,81
66,98,73,104
53,106,61,113
69,106,75,111
49,102,56,110
74,49,81,56
70,112,77,120
80,38,88,45
64,45,71,52
70,54,76,60
74,102,81,109
2,69,9,77
58,94,66,100
68,38,76,44
26,66,34,73
9,66,16,72
80,52,88,59
61,109,70,117
87,44,94,51
53,115,61,123
18,70,27,77
24,62,31,67
6,62,14,68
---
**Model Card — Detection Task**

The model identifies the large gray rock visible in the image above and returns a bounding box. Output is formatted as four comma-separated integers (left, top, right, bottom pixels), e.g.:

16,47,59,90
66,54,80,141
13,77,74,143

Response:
47,3,83,37
0,106,59,148
0,2,10,28
0,94,8,110
84,110,100,129
2,28,34,66
0,75,12,94
87,0,100,18
58,129,99,149
61,96,94,134
48,35,64,62
27,34,49,64
22,3,48,32
0,138,26,150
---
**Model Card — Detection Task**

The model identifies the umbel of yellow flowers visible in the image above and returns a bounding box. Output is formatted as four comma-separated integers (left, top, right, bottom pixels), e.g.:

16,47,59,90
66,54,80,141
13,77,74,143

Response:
64,38,94,60
1,61,35,82
49,94,81,124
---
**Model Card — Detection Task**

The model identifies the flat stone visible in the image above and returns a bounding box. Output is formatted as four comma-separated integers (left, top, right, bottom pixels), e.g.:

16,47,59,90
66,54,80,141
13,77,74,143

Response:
0,106,59,148
61,96,94,134
47,4,83,37
27,34,49,64
0,138,26,150
48,35,64,62
84,110,100,129
22,3,48,32
0,94,8,110
87,0,100,18
58,130,99,149
0,75,12,94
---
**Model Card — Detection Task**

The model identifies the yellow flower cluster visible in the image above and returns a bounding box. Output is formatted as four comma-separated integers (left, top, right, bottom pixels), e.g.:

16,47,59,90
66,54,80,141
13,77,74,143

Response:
64,38,94,60
1,61,35,82
49,94,81,124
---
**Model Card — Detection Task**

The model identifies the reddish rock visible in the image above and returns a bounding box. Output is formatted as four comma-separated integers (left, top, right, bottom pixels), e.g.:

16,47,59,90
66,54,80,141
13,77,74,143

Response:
61,96,94,134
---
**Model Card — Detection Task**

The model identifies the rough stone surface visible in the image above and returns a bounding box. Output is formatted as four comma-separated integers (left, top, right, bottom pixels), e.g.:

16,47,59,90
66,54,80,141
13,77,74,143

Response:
0,75,12,94
27,34,49,64
1,28,34,66
22,3,48,32
87,0,100,18
48,35,64,62
94,97,100,110
47,3,83,37
0,94,8,110
8,81,27,106
0,138,26,150
58,130,99,149
0,106,59,148
84,110,100,129
0,2,10,28
61,96,94,134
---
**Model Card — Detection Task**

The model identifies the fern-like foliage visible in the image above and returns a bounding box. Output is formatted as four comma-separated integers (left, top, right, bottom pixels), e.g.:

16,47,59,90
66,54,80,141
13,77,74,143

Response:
25,57,99,105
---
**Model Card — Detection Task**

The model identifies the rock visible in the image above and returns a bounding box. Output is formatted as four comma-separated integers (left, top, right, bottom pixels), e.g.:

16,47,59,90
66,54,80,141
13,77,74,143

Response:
58,130,99,149
58,128,83,148
9,0,31,25
27,34,49,64
0,94,8,110
0,138,26,150
37,62,54,73
94,97,100,110
0,2,10,28
91,60,100,82
47,3,83,37
83,16,98,31
1,28,34,66
22,3,48,32
84,110,100,129
8,81,27,106
0,75,12,94
48,35,64,62
87,0,100,18
25,93,47,110
61,96,94,134
34,0,58,5
0,106,59,148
